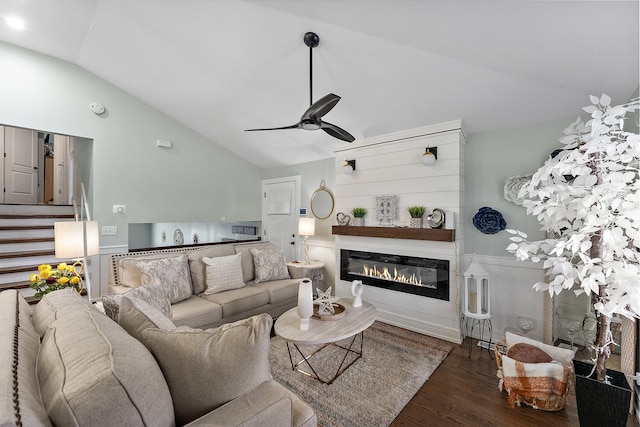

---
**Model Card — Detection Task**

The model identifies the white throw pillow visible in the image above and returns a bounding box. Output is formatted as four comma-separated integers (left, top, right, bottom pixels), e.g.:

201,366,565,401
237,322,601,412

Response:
136,255,192,303
202,253,245,295
250,247,291,283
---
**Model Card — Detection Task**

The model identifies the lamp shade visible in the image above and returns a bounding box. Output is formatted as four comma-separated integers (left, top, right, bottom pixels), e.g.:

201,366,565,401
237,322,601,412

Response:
54,221,99,258
298,217,316,237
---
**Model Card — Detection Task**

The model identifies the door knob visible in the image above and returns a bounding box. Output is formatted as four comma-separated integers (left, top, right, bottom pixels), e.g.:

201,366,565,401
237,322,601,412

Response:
290,241,295,245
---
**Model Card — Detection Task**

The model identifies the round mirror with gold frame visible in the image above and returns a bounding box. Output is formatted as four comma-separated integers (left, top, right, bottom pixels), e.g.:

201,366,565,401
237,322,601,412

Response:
310,180,335,220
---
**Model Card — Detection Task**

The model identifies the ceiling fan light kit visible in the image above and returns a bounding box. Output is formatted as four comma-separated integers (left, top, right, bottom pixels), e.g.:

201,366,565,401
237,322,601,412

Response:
245,32,354,143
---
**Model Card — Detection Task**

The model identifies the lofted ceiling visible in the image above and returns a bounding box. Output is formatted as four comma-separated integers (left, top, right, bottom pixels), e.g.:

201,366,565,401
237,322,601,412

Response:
0,0,638,168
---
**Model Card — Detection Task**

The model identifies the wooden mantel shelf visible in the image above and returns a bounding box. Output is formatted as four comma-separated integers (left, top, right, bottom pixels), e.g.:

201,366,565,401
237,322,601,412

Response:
332,226,455,242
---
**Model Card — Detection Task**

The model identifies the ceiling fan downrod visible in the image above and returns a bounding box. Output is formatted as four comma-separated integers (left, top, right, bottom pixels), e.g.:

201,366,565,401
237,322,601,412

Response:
304,32,319,108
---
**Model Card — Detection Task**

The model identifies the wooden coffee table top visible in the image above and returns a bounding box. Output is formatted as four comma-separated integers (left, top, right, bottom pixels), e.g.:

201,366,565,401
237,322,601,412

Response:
274,298,377,345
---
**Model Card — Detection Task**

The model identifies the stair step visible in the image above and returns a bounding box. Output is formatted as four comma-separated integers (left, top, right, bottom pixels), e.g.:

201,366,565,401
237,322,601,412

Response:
0,264,42,275
0,281,30,291
0,225,53,231
0,237,54,245
0,214,75,220
0,249,55,259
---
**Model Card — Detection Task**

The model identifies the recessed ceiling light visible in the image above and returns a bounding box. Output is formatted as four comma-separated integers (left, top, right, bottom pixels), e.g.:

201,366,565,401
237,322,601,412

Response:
6,16,25,30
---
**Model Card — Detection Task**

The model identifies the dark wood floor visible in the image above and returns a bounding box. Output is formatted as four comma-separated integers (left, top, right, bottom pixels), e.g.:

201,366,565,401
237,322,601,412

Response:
391,337,638,427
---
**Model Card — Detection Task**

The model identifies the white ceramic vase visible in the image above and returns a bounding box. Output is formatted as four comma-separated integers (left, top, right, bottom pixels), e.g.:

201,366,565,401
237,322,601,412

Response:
351,280,364,308
297,278,313,330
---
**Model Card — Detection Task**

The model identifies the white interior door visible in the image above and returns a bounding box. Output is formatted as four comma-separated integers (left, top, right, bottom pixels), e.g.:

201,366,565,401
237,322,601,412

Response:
4,126,38,204
53,134,70,205
262,176,300,262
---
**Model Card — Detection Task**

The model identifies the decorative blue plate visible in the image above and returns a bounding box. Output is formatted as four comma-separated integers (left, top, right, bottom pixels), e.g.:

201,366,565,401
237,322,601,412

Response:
472,207,506,234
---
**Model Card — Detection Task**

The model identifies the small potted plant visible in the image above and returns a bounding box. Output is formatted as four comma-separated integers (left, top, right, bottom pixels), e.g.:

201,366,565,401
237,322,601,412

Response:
407,206,426,228
350,207,368,226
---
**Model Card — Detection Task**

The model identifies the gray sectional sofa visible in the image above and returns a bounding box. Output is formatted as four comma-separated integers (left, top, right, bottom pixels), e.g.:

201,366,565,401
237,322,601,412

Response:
0,288,317,426
105,241,302,329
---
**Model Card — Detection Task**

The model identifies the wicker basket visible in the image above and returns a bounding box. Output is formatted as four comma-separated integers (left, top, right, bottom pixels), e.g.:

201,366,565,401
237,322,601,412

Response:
495,337,574,411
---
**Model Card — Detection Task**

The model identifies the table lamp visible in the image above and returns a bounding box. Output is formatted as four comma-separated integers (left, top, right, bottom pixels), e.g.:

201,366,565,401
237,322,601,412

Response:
298,217,315,264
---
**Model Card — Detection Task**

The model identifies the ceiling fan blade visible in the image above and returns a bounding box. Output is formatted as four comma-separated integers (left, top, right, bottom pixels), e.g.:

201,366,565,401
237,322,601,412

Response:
244,123,301,132
302,93,341,120
320,121,355,142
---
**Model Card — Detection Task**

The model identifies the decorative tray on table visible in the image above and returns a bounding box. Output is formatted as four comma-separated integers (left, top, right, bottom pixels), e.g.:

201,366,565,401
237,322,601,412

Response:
312,303,346,321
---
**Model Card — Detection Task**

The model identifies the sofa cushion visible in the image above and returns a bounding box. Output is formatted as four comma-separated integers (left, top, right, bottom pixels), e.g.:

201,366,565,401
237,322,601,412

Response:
234,242,275,283
170,295,223,329
251,246,291,283
203,253,245,295
118,295,176,342
251,278,301,304
188,245,236,295
141,314,273,425
32,288,96,338
102,283,172,322
200,286,269,317
118,252,184,287
37,302,174,427
137,254,193,303
0,290,51,427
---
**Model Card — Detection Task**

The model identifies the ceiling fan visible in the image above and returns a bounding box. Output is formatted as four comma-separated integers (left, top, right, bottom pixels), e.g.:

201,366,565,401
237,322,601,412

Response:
245,32,355,143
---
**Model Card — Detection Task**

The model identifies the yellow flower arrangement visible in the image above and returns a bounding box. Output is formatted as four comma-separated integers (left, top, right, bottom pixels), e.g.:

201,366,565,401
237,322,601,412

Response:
30,263,83,298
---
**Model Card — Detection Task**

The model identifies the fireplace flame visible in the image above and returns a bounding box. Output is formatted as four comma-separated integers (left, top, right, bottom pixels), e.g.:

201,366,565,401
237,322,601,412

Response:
362,263,423,286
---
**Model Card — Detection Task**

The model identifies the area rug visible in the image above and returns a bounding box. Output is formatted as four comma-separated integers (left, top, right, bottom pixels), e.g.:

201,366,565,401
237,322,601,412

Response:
269,321,453,427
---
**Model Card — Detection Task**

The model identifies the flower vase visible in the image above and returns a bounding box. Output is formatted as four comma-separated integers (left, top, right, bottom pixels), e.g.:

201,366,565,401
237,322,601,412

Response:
297,278,313,330
351,218,364,226
409,218,423,228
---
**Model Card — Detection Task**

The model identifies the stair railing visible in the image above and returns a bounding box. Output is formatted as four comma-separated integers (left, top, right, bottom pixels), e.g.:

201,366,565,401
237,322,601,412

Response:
68,146,96,300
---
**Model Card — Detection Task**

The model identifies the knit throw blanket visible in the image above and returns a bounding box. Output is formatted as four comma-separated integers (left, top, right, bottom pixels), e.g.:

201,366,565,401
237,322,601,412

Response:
500,356,571,408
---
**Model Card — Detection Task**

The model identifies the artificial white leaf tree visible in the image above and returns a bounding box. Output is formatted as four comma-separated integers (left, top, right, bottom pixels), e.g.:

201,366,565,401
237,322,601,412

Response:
506,94,639,382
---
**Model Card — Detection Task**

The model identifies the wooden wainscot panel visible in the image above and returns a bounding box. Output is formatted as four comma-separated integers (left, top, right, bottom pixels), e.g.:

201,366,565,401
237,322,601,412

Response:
332,226,455,242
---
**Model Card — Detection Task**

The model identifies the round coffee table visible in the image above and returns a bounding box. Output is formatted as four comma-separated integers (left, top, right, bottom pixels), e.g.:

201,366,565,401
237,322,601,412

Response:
274,298,377,384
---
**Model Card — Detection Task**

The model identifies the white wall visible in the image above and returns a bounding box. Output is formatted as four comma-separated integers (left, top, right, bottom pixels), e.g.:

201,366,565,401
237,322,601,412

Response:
0,41,262,233
332,122,466,343
461,116,579,341
0,41,262,297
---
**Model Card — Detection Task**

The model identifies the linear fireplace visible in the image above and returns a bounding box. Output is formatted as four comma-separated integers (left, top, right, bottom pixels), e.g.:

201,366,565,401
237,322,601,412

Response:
340,249,449,301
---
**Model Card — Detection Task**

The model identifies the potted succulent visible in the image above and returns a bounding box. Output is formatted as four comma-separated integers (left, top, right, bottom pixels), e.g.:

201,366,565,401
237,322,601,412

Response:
506,94,639,426
350,207,368,226
407,206,426,228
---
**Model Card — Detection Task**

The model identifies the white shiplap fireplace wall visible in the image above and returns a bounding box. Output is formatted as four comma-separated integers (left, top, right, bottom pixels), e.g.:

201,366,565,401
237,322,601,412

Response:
333,121,466,344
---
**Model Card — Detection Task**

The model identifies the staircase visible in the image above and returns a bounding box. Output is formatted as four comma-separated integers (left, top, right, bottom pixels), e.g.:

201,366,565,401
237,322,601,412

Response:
0,204,75,303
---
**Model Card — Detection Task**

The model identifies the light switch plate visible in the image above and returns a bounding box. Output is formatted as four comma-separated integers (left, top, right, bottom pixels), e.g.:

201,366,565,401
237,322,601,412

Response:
101,226,118,236
112,205,126,214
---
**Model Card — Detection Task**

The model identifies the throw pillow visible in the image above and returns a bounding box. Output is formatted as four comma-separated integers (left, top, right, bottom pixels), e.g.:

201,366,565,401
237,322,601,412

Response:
136,254,192,303
140,314,273,425
202,253,245,295
507,342,553,363
101,284,172,321
118,296,176,342
250,247,290,283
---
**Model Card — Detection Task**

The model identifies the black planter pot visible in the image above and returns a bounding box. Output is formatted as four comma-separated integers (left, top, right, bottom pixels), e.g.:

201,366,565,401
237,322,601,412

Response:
573,360,631,427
